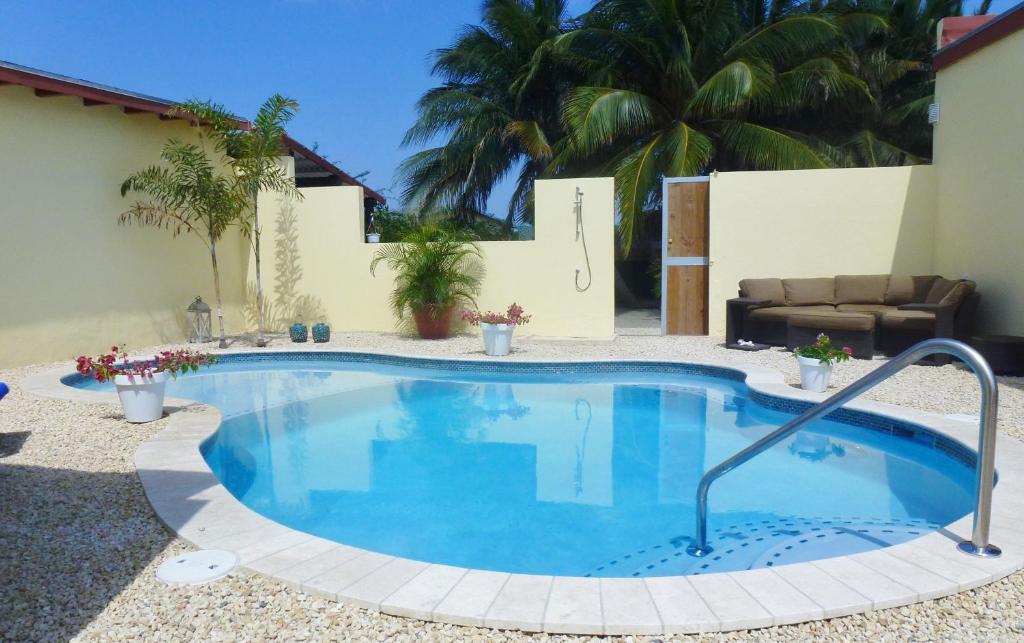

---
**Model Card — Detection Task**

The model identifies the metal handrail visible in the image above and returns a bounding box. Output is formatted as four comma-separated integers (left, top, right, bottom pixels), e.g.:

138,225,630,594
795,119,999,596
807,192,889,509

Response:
686,338,1001,559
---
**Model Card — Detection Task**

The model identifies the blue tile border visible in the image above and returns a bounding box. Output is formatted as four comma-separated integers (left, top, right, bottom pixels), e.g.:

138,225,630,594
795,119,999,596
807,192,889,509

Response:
63,350,977,469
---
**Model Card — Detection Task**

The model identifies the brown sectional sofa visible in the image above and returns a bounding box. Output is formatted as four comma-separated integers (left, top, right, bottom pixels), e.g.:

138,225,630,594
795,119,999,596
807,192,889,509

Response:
725,274,979,360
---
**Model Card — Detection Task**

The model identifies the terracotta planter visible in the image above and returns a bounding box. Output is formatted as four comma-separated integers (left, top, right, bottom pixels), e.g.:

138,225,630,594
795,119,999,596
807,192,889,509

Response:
413,305,456,339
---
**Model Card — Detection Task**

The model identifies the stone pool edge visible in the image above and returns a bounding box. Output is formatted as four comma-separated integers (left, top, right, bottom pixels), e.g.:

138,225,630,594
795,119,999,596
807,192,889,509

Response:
23,349,1024,636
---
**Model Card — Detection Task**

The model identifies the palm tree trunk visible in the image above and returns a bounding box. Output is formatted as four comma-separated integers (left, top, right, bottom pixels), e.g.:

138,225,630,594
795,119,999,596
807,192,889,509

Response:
253,194,268,347
210,239,228,349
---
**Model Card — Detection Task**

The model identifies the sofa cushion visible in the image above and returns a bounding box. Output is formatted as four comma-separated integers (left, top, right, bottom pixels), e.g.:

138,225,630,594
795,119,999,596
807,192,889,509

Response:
925,278,960,304
940,280,976,307
748,305,835,322
835,274,890,304
782,278,836,306
881,310,936,331
739,278,785,306
885,275,940,305
788,311,874,332
835,303,900,320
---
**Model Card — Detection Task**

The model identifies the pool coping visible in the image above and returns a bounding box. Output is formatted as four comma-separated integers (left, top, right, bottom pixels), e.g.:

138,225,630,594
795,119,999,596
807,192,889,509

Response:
22,347,1024,635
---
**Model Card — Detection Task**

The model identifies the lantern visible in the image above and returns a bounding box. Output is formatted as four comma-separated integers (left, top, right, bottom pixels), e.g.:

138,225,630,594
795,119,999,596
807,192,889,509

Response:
187,296,212,343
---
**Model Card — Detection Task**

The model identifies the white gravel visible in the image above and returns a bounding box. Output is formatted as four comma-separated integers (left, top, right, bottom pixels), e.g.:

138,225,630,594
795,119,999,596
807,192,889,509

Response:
2,331,1023,641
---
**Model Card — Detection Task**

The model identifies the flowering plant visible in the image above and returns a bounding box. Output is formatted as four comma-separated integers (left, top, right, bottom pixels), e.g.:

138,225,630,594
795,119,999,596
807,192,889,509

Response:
461,303,532,326
76,346,217,383
794,334,853,365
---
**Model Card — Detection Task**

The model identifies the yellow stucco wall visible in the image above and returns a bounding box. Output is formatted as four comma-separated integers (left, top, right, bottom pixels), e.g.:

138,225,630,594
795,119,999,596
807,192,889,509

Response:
0,85,248,367
707,166,937,335
255,171,616,338
933,29,1024,335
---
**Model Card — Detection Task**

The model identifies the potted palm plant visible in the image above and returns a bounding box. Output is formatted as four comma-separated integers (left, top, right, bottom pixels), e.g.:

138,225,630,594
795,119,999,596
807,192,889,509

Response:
76,346,217,423
370,225,483,339
462,303,531,356
794,334,853,392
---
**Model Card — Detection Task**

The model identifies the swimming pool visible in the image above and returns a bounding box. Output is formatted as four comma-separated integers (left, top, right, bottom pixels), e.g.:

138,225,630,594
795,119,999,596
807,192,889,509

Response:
68,353,977,578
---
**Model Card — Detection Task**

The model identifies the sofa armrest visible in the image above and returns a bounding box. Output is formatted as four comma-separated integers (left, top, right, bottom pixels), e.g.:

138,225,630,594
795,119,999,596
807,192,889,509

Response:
897,302,951,311
725,298,772,344
897,303,956,338
728,297,773,308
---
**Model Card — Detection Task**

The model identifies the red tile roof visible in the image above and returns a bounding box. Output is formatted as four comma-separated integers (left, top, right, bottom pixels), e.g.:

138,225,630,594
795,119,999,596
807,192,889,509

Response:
934,2,1024,71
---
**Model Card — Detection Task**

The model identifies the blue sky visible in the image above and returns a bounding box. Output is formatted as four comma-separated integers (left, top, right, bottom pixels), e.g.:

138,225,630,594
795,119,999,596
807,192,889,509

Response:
0,0,1012,214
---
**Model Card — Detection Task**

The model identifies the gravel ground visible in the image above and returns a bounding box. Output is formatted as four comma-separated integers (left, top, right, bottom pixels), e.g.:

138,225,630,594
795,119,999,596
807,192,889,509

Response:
2,332,1024,642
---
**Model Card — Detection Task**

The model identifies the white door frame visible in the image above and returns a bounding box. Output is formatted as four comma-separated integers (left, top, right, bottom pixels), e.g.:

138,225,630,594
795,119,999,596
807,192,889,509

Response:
660,176,711,335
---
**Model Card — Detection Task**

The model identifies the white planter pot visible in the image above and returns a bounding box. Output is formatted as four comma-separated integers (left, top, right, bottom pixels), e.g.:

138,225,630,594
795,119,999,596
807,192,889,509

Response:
796,355,833,393
366,233,381,243
481,322,516,356
114,370,170,423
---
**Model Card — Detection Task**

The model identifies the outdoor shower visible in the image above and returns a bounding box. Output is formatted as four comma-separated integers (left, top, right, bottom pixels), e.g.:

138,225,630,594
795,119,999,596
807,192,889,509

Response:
574,186,592,292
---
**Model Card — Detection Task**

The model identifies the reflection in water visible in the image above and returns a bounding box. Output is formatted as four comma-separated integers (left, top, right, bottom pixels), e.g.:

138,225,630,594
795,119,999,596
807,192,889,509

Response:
201,373,975,577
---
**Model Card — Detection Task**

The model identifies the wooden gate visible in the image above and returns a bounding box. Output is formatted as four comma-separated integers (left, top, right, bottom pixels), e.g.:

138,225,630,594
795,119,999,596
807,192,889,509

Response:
660,177,710,335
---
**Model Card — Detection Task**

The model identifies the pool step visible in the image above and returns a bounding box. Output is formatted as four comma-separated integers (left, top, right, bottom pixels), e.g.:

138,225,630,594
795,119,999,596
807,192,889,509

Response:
584,516,941,578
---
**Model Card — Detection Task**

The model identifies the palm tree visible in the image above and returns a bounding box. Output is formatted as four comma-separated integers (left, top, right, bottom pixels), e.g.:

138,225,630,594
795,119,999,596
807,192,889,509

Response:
399,0,579,227
553,0,871,251
174,97,302,347
807,0,981,166
120,139,246,348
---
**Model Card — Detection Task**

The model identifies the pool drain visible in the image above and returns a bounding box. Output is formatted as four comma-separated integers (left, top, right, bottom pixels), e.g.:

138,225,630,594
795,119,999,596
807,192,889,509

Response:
156,550,238,585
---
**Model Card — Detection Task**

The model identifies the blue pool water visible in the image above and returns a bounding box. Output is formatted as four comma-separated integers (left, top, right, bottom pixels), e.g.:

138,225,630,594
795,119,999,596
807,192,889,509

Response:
70,355,976,577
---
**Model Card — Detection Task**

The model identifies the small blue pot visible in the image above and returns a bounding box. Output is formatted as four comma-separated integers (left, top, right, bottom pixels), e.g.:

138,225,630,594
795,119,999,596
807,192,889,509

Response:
289,323,308,343
312,323,331,343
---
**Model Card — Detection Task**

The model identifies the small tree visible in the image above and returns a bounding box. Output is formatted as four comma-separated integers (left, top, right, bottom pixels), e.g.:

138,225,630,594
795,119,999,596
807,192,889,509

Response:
120,138,246,348
175,96,302,347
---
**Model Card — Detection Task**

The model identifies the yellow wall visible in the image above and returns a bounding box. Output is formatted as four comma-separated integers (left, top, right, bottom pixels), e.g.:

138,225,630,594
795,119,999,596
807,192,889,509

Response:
255,170,616,338
707,166,937,335
932,28,1024,335
0,85,248,367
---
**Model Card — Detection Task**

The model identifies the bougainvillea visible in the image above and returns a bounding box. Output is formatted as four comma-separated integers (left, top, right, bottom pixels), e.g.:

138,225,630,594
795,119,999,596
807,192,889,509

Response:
461,302,532,326
76,346,217,383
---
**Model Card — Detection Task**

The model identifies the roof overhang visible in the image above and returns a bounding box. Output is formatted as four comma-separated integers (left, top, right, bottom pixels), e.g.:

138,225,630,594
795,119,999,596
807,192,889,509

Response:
934,2,1024,71
0,59,384,204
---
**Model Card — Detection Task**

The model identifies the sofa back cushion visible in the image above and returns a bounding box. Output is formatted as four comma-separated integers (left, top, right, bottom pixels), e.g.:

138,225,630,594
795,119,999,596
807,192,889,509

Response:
885,275,940,304
739,278,785,306
835,274,890,304
939,280,976,307
782,277,835,306
925,277,960,304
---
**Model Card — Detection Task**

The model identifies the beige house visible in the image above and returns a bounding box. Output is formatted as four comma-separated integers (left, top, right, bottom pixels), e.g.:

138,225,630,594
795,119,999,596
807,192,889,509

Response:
0,61,385,367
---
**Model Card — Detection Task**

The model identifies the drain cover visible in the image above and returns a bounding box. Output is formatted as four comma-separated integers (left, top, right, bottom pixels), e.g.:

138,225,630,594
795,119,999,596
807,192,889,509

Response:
157,550,238,585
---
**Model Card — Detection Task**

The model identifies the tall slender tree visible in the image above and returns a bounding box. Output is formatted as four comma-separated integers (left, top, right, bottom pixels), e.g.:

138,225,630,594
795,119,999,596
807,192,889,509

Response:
120,138,246,348
174,97,302,346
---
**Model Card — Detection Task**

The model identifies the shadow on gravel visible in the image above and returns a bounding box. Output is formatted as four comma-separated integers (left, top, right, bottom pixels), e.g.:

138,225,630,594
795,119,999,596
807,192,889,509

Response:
0,431,29,457
0,464,213,641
